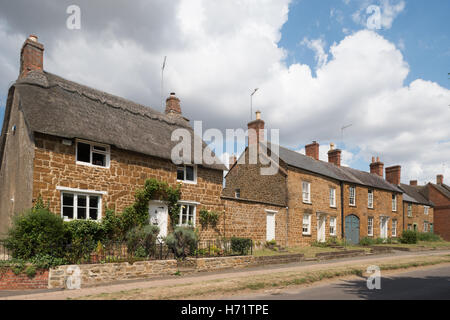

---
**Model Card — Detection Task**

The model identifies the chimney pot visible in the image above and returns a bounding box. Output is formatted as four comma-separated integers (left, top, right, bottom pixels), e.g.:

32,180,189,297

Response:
327,143,341,167
437,174,444,185
19,35,44,79
370,157,384,177
247,112,265,147
305,141,320,160
165,93,182,115
410,180,418,186
371,156,375,163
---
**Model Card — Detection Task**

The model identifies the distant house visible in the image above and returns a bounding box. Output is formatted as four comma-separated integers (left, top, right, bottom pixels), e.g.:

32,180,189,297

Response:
224,112,405,246
0,35,226,239
421,175,450,240
399,182,434,233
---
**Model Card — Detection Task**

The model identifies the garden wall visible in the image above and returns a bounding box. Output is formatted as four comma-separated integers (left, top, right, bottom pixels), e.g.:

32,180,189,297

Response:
0,268,49,290
49,253,305,289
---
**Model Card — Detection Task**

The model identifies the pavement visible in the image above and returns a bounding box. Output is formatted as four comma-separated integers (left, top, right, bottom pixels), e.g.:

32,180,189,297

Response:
230,264,450,300
1,249,449,300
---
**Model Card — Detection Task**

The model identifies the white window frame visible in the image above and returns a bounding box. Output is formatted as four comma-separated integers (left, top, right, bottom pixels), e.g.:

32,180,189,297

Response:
176,165,197,184
368,190,374,209
302,214,311,235
329,188,336,208
392,194,397,212
302,181,311,204
392,219,397,237
178,201,198,227
235,189,241,199
368,217,374,237
59,188,103,222
329,217,336,236
75,139,110,168
349,186,356,206
424,206,429,215
407,203,413,217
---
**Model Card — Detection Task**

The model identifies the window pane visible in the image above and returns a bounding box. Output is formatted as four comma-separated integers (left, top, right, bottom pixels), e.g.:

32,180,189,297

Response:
92,152,106,166
185,166,194,181
89,209,98,220
63,193,74,206
78,195,87,207
93,145,106,152
77,207,86,220
77,142,90,163
63,206,73,219
182,206,187,224
89,196,99,209
177,167,185,180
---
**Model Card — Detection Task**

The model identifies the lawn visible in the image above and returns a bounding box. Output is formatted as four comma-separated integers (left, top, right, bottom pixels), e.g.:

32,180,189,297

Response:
253,244,371,258
372,241,450,250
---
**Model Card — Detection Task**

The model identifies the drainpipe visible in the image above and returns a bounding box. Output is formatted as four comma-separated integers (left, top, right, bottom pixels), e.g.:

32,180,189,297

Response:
340,182,345,240
285,174,289,248
402,200,405,233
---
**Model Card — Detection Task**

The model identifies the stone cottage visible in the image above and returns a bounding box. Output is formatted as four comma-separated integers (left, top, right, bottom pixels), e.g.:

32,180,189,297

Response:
0,35,227,240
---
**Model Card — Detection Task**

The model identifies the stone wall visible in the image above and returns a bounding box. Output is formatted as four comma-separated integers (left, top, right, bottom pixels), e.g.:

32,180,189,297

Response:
286,166,342,247
403,202,434,232
222,198,287,247
48,253,304,289
32,133,225,240
342,184,403,240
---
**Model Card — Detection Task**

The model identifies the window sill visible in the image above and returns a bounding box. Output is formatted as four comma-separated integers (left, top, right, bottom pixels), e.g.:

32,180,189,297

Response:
303,201,312,205
177,179,197,185
76,161,110,169
368,207,374,210
330,206,337,209
302,233,311,237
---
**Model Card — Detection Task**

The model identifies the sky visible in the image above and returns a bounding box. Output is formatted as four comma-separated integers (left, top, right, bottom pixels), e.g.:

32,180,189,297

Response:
0,0,449,185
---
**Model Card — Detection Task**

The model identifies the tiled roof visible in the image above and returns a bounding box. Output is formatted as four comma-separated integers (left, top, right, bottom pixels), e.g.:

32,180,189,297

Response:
265,142,402,193
399,184,434,206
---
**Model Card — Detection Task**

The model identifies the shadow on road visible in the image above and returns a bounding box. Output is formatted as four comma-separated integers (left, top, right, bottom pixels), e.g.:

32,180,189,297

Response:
335,275,450,300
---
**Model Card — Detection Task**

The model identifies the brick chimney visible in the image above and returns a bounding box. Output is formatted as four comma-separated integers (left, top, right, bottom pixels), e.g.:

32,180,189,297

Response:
305,141,319,160
327,143,341,167
19,35,44,79
437,174,444,185
410,180,418,186
385,165,401,185
247,111,265,147
229,154,237,169
165,92,181,115
370,156,384,177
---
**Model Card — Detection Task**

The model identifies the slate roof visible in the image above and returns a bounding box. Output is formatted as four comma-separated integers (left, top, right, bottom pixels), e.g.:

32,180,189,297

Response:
430,183,450,199
399,184,434,206
265,142,402,193
5,71,226,171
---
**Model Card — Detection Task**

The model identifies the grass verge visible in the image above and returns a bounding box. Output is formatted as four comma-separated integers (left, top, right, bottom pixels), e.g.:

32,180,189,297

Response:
76,254,450,300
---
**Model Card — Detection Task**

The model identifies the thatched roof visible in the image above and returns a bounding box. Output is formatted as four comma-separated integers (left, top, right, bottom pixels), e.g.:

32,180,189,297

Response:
9,71,226,171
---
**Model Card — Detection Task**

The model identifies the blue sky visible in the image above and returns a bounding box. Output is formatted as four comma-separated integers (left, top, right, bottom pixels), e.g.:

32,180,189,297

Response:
0,0,449,183
279,0,449,89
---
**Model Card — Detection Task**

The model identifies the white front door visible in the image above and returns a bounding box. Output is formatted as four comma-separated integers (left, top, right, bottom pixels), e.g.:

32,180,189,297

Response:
149,202,168,239
266,212,275,241
317,214,326,243
380,217,388,239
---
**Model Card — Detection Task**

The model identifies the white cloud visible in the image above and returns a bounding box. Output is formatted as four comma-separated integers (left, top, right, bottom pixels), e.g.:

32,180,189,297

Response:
0,1,449,186
352,0,405,30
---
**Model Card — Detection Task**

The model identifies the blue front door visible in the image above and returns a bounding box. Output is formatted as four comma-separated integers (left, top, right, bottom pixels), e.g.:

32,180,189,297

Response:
345,215,360,245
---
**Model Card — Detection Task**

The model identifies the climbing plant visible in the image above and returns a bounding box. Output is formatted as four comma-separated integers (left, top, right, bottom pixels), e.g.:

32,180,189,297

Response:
120,178,181,232
198,209,221,229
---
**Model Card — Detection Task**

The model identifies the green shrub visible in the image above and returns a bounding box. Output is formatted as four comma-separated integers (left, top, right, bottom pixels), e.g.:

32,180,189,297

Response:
65,219,104,244
30,254,68,269
126,225,160,257
25,265,37,278
374,238,385,244
165,226,198,259
311,240,328,248
359,237,375,246
101,208,124,241
5,208,68,260
231,237,252,255
400,230,418,244
416,232,442,242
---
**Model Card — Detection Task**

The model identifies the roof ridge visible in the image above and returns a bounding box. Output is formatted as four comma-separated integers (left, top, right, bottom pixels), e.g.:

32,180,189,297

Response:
17,71,192,130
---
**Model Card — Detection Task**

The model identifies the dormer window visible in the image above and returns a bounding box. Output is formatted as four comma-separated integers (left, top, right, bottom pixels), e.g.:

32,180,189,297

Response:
76,140,110,168
177,165,197,183
235,189,241,199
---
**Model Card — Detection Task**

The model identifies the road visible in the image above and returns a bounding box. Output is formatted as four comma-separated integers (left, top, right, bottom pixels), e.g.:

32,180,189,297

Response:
231,264,450,300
